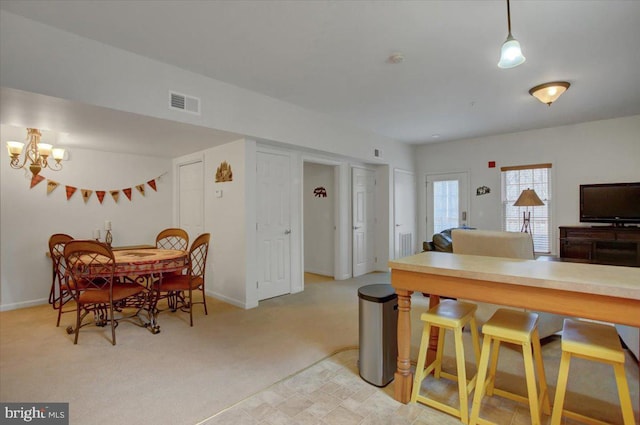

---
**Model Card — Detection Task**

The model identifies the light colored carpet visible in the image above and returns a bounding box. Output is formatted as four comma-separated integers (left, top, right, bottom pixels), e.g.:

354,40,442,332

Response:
1,272,638,425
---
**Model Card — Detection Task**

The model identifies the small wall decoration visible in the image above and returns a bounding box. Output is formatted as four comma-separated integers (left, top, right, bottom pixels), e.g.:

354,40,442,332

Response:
47,180,60,195
313,187,328,198
215,161,233,182
96,191,106,204
81,189,93,204
30,174,45,188
476,185,491,196
24,172,166,204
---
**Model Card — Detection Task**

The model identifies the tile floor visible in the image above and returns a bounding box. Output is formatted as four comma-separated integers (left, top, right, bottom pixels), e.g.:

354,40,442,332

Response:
199,348,609,425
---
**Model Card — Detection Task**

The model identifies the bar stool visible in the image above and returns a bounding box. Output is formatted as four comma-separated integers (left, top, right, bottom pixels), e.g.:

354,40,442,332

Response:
411,299,481,424
469,309,551,425
550,319,635,425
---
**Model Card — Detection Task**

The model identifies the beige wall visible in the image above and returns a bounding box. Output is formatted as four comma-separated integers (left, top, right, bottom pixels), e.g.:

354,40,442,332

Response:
415,115,640,254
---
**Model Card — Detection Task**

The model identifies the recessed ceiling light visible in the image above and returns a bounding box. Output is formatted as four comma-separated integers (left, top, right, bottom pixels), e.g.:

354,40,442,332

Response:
431,134,440,139
387,53,404,64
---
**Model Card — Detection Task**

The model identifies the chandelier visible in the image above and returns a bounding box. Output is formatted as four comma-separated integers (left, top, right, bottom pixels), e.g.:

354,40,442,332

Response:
6,128,65,177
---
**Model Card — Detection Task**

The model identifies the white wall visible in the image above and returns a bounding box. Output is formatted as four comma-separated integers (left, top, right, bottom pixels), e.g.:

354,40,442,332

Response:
0,10,417,295
0,10,414,171
415,115,640,254
175,138,256,309
303,163,334,276
0,124,173,310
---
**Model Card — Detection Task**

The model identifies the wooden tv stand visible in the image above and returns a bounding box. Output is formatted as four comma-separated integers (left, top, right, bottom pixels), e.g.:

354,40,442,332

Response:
559,226,640,267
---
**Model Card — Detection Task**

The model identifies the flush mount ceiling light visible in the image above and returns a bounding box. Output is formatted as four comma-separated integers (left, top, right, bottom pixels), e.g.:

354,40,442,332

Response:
498,0,526,69
529,81,570,106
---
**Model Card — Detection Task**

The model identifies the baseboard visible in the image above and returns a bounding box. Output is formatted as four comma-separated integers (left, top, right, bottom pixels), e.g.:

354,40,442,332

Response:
0,298,48,312
304,267,333,277
206,289,253,309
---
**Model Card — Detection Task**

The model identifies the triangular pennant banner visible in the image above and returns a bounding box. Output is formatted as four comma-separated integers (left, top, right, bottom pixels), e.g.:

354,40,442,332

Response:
123,188,132,201
81,189,93,204
30,174,45,189
46,180,60,194
96,191,106,204
110,190,120,203
65,186,77,200
147,179,157,191
135,184,145,196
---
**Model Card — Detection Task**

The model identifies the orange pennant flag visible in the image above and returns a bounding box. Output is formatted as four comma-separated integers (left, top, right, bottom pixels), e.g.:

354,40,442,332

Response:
81,189,93,204
123,188,132,201
65,186,77,200
30,174,45,188
110,190,120,203
96,191,106,204
147,179,157,191
135,184,145,196
46,180,60,194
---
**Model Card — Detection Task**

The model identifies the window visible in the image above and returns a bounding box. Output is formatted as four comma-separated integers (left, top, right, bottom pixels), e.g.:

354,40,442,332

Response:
433,180,459,234
501,163,552,253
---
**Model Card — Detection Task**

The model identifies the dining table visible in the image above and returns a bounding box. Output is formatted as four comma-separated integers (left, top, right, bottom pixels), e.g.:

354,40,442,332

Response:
59,246,188,334
388,251,640,404
106,248,188,333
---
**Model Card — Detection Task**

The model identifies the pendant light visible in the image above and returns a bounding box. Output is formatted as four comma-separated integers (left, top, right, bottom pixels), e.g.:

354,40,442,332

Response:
498,0,526,69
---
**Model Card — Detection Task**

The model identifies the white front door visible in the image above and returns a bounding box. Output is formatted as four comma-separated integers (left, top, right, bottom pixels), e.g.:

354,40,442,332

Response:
178,160,204,242
394,169,416,258
257,151,291,300
426,172,469,240
352,167,375,277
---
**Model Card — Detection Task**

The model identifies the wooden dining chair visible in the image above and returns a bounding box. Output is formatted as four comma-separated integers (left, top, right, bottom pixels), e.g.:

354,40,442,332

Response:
153,233,210,326
63,240,148,345
155,228,189,251
48,233,74,327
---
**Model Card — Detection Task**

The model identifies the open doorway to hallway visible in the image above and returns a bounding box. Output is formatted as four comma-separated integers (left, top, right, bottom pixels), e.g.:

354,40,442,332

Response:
303,162,335,279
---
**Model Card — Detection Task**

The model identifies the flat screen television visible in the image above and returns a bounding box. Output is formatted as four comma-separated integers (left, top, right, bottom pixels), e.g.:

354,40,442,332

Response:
579,182,640,226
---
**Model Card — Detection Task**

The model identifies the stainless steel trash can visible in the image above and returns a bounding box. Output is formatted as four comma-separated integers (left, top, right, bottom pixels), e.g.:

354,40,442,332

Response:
358,284,398,387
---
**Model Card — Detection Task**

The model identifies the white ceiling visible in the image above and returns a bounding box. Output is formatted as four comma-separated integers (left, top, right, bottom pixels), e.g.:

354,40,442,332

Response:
1,0,640,155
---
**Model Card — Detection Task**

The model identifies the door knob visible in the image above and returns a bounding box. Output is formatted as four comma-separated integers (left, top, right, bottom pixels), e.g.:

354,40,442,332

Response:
284,229,291,235
353,226,361,230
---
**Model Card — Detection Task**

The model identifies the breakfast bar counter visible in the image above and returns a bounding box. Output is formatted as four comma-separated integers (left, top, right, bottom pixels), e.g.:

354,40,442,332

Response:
388,251,640,403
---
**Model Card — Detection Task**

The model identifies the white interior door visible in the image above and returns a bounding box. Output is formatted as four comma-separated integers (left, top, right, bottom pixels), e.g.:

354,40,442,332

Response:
394,169,416,258
426,172,469,239
257,151,291,300
352,167,375,277
178,160,204,242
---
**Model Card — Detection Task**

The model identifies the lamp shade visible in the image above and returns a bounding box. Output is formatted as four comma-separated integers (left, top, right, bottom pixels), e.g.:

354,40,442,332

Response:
498,34,526,69
513,189,544,207
529,82,570,105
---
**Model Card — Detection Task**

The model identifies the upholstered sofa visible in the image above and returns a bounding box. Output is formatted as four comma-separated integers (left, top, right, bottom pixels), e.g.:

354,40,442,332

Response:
422,226,474,253
431,229,565,338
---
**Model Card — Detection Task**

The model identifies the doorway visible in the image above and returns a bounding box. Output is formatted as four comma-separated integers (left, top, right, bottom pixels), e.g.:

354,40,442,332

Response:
178,160,204,241
426,172,469,240
303,162,335,278
256,151,292,300
394,169,416,258
352,167,375,277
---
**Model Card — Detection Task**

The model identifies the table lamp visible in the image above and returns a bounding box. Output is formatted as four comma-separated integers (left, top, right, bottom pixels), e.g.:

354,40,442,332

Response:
513,188,544,233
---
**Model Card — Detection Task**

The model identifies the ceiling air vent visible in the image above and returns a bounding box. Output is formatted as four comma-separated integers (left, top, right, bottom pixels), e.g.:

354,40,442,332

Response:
169,91,200,115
